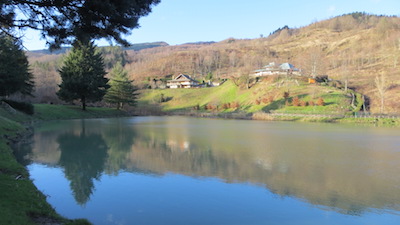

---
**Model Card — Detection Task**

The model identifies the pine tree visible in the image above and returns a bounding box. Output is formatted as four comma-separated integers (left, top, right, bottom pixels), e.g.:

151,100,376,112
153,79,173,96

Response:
104,62,138,110
57,41,109,110
1,0,160,49
0,33,34,97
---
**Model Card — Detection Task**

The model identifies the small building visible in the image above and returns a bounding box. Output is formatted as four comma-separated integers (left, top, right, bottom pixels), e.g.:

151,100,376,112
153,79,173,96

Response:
166,74,199,89
253,62,301,77
253,62,280,77
279,63,300,75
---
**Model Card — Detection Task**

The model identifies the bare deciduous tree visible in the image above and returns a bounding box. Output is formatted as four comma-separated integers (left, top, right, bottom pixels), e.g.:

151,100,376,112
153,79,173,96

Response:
375,72,389,113
309,47,325,78
341,55,351,92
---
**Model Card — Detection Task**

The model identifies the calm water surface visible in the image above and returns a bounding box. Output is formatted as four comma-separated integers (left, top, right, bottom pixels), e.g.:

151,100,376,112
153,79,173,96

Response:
16,116,400,225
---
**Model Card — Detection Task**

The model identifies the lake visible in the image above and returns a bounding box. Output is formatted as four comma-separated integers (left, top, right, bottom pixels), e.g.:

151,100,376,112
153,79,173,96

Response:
15,116,400,225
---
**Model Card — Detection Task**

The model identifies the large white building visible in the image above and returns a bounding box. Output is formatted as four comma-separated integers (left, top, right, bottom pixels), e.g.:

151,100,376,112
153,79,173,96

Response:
253,62,300,77
166,74,199,89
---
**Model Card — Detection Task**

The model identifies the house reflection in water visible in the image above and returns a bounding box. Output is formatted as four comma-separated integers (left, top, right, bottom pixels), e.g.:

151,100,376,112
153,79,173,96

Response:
166,139,190,152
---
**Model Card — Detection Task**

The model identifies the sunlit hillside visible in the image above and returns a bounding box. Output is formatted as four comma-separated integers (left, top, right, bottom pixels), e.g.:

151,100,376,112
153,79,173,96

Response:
28,13,400,113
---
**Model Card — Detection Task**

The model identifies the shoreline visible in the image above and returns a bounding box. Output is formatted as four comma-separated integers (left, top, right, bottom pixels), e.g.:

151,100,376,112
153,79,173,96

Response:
155,110,400,127
0,104,130,225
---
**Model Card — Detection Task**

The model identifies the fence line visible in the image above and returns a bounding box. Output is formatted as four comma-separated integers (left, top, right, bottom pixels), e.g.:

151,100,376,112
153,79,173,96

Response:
269,112,344,118
269,112,400,119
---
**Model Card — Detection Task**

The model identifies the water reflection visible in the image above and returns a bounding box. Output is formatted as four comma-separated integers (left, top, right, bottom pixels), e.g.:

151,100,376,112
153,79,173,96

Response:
57,121,108,205
102,119,136,174
17,117,400,216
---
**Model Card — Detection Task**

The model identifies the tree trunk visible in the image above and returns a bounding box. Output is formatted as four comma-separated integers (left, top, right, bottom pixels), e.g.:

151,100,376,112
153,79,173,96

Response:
362,95,367,113
117,102,123,110
81,96,86,111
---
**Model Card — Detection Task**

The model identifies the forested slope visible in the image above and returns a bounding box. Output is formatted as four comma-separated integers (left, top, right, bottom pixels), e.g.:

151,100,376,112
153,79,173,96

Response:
28,13,400,113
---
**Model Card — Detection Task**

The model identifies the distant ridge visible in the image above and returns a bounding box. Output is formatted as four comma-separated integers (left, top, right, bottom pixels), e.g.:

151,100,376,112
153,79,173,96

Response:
123,41,169,51
28,41,169,54
28,47,70,55
182,41,216,45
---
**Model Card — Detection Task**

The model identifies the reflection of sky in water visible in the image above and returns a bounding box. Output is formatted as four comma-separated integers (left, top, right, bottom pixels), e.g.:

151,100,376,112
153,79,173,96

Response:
22,117,400,225
29,164,400,225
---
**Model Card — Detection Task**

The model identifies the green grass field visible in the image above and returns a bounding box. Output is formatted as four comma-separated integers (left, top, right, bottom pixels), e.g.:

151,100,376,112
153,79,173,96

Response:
138,79,354,115
34,104,128,120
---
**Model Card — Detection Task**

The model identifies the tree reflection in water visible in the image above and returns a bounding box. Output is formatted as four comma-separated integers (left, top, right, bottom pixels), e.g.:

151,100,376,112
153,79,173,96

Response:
101,119,136,175
57,121,108,205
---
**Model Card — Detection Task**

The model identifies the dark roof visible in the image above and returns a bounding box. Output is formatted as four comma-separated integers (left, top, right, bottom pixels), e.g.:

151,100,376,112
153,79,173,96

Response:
167,74,199,84
173,74,197,82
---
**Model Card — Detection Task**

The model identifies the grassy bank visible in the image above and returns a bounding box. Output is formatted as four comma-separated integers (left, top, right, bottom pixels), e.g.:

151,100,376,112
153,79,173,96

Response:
33,104,128,121
0,103,128,225
252,111,400,125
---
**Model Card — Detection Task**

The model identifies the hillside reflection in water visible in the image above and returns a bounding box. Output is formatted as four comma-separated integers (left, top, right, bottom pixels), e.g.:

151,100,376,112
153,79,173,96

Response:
16,116,400,225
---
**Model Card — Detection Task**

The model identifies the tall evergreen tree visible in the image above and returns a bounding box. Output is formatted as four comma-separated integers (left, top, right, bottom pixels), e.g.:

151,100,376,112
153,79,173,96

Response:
57,41,109,110
104,62,138,110
0,33,34,97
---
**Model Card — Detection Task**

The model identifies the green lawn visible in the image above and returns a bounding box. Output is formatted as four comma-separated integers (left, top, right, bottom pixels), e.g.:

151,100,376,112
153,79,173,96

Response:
138,79,354,115
34,104,127,120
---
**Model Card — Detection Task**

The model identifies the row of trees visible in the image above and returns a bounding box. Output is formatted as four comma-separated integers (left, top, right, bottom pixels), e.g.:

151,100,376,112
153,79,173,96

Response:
1,0,160,110
0,35,138,110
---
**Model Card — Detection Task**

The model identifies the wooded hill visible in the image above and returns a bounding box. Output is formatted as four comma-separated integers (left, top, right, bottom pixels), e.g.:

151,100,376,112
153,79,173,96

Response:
27,13,400,113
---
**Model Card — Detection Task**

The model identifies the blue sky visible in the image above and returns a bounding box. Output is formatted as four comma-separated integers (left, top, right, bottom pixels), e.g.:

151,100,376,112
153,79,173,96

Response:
22,0,400,50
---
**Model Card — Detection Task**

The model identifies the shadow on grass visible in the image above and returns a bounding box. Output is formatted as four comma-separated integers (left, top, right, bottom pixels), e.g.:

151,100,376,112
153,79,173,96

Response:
262,99,286,112
134,101,166,115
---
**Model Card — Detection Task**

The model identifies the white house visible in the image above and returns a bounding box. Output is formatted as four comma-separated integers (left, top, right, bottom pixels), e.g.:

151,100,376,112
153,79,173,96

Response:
166,74,199,88
253,62,300,77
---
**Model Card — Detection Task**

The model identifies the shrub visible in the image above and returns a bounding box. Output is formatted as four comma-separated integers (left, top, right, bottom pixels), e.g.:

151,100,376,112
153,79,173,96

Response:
308,101,315,106
222,103,230,109
193,104,200,110
262,98,269,104
283,91,290,100
2,99,34,115
153,93,164,103
205,104,217,110
255,99,261,105
300,100,308,107
316,97,325,106
231,102,240,108
292,96,300,106
268,96,274,102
